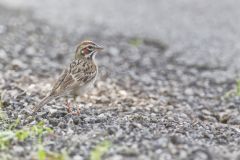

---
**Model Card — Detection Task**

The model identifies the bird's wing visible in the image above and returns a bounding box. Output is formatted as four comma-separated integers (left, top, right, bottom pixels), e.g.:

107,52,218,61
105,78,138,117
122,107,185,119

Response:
50,68,69,94
50,59,97,96
69,59,97,85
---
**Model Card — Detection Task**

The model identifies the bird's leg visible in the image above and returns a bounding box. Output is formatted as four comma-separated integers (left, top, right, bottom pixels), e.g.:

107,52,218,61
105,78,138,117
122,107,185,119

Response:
65,97,80,115
71,95,80,115
65,99,72,113
71,106,80,116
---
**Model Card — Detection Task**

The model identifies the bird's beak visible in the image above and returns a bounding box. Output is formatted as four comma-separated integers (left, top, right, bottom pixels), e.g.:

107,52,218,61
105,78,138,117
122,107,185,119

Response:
95,45,104,51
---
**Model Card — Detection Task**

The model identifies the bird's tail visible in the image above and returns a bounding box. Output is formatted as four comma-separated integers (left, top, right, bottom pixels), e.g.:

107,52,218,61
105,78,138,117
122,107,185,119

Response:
32,95,55,113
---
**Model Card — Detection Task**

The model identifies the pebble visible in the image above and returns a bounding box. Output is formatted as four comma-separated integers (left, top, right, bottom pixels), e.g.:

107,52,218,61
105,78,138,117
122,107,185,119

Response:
228,116,240,125
73,116,80,125
50,110,68,118
0,25,6,34
49,118,59,126
0,49,8,60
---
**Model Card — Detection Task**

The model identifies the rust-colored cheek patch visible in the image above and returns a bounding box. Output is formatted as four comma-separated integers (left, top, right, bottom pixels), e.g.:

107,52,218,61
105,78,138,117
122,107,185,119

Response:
82,48,90,55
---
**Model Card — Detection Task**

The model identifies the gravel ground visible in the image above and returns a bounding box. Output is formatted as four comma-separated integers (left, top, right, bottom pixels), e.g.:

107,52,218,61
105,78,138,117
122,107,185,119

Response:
0,1,240,160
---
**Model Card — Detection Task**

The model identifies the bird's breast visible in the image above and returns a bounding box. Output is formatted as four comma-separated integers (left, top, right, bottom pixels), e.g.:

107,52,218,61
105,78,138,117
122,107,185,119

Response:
72,74,97,96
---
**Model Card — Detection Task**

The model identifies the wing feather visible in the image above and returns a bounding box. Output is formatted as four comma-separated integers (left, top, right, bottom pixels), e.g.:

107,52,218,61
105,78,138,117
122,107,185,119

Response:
50,59,97,96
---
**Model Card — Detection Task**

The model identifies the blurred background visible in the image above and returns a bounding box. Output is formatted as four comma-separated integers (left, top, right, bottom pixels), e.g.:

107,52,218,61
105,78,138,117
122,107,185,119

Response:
1,0,240,71
1,0,240,160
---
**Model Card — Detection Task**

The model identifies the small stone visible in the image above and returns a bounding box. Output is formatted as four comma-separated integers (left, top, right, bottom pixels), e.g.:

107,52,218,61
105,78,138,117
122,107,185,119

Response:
19,108,31,115
13,145,24,154
49,118,59,126
26,116,34,123
58,122,67,129
48,108,58,114
25,46,36,56
120,146,139,157
218,113,230,124
0,49,8,60
109,47,120,56
10,59,27,70
228,116,240,125
73,116,80,125
0,25,6,34
35,115,43,122
107,127,117,135
189,149,211,160
170,135,185,145
119,90,127,96
228,103,236,109
73,155,84,160
201,109,212,116
85,117,96,123
184,88,193,96
98,113,107,119
35,111,49,119
50,110,68,118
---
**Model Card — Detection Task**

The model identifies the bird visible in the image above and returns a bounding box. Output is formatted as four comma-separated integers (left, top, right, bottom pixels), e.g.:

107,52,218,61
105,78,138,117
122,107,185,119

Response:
32,40,104,114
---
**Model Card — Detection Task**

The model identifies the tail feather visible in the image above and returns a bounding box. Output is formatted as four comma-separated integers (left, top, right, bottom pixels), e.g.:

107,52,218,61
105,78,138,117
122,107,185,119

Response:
32,95,55,113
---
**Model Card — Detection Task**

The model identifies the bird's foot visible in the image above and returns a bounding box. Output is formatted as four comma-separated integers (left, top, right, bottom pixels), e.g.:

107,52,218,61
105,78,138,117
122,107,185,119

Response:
65,101,72,113
65,101,80,116
71,106,80,116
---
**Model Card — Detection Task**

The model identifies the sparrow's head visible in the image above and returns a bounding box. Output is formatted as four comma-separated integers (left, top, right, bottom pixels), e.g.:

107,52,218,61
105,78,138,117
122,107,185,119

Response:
75,40,103,60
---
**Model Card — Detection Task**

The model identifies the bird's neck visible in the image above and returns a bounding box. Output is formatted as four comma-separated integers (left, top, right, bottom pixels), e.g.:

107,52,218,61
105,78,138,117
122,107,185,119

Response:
74,56,96,64
75,52,96,60
75,53,84,60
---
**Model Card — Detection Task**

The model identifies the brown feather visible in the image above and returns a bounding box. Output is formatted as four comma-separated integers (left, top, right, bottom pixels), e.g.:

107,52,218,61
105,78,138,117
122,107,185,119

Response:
32,58,97,113
32,95,55,113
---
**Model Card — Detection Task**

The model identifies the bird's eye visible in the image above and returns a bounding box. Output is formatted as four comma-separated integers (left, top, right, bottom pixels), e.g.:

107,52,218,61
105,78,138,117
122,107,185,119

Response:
87,46,94,50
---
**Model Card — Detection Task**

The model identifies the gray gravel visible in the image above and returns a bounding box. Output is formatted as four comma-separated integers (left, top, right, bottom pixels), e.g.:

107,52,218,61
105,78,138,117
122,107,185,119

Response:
0,1,240,160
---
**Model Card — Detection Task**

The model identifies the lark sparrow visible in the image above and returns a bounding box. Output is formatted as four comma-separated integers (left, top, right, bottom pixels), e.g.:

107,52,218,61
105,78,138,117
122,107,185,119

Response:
32,40,103,113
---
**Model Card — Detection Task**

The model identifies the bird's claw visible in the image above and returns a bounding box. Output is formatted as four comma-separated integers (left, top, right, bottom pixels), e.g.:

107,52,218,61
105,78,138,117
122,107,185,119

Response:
65,101,80,116
71,107,80,116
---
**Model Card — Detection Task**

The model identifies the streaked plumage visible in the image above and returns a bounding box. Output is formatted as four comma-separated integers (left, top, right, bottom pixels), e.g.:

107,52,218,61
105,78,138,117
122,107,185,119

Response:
33,40,103,113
